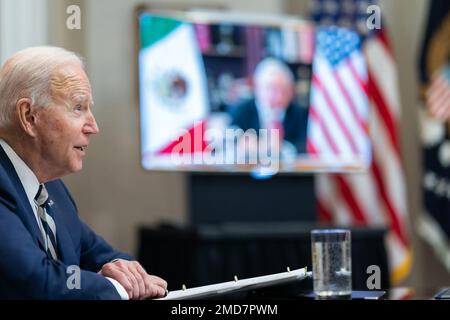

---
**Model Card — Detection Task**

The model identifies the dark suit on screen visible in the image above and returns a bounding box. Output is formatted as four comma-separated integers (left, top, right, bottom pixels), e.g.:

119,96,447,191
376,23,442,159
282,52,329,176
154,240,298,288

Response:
230,99,309,153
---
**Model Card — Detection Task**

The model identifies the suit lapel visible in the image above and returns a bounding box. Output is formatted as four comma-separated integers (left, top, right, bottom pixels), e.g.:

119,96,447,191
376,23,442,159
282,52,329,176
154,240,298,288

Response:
251,101,261,131
0,146,46,251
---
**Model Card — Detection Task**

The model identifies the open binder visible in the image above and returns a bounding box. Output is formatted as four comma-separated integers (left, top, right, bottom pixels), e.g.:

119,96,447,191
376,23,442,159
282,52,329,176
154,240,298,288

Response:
158,267,308,300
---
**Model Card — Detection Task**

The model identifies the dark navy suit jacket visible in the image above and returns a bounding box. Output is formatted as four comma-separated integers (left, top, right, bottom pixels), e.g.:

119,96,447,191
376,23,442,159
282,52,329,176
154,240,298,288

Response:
0,145,132,299
230,99,309,153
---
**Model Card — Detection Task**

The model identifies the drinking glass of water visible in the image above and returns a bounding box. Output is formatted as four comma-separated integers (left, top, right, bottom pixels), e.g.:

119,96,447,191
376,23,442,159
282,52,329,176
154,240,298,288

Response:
311,229,352,299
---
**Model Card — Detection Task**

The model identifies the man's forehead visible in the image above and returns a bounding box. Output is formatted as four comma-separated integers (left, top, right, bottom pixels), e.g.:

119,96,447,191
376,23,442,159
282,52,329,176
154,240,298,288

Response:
72,93,94,105
50,64,92,99
51,64,90,87
52,62,83,77
73,94,88,101
260,72,291,85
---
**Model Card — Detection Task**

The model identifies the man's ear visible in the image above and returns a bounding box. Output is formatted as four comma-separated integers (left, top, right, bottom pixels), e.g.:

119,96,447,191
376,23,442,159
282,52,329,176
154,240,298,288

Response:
16,98,37,137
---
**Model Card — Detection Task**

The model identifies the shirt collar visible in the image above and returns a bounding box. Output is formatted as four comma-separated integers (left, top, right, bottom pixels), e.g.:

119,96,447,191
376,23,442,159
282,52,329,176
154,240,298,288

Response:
0,139,40,206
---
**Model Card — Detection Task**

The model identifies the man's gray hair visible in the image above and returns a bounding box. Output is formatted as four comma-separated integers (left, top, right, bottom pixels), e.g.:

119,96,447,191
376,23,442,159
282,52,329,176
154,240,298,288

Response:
253,57,294,87
0,46,84,128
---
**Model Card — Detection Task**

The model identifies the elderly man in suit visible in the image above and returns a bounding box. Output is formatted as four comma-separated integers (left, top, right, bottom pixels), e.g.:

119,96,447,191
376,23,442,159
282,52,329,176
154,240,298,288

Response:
230,57,309,156
0,46,167,299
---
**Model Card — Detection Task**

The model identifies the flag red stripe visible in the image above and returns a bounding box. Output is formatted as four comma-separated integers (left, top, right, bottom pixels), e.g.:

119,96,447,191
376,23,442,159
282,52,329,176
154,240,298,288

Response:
346,61,370,135
371,158,408,246
317,198,333,222
334,68,368,136
313,75,360,154
307,139,319,154
347,59,369,97
309,106,340,154
375,30,393,56
348,63,369,135
335,175,368,225
368,72,401,156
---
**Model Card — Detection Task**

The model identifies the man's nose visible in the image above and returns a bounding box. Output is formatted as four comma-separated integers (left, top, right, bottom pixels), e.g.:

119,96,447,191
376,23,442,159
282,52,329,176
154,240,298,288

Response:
83,111,100,135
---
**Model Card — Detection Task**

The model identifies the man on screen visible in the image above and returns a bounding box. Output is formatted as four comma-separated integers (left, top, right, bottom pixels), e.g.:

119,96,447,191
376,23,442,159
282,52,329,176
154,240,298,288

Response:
0,46,167,299
229,57,309,157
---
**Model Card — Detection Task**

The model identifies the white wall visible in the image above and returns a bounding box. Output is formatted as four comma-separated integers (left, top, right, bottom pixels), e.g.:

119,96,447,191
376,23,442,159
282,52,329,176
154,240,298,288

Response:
0,0,47,63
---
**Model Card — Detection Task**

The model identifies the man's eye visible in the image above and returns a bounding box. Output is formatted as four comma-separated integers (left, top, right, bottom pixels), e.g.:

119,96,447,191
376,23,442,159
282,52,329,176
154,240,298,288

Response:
74,104,82,111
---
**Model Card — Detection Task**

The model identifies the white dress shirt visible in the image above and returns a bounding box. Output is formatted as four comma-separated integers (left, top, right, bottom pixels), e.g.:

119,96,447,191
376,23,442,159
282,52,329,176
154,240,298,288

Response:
0,139,129,300
255,97,286,131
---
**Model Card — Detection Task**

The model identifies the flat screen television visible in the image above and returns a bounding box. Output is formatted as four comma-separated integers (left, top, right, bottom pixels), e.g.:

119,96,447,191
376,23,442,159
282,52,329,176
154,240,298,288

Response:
137,9,371,174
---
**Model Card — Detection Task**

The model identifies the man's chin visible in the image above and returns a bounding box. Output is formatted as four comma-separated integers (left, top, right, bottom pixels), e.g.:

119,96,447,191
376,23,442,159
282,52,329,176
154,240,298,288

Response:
70,161,83,173
45,162,83,181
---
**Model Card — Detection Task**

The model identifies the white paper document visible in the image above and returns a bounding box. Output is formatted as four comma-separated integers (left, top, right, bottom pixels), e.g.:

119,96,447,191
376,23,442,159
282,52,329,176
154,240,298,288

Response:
158,267,308,300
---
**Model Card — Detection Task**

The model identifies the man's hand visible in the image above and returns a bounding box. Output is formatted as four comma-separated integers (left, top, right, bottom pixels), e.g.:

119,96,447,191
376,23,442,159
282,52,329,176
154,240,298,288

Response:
100,259,167,300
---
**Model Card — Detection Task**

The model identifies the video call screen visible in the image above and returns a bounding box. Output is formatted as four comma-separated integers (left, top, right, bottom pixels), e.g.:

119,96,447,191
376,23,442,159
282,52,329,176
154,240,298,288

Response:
137,10,371,174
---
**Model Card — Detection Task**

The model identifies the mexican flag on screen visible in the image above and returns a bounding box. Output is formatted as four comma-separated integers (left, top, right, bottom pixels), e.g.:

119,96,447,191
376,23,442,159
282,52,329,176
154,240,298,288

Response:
139,15,209,162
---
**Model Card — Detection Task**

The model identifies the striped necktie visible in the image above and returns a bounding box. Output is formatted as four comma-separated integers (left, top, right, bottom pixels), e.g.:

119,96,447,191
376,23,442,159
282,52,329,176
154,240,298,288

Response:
34,184,58,260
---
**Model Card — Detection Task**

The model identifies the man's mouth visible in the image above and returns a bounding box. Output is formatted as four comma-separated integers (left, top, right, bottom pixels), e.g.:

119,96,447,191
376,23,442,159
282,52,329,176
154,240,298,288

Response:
74,146,87,152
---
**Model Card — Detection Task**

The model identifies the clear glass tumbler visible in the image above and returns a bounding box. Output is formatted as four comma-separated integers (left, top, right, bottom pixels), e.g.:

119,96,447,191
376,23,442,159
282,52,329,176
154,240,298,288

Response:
311,229,352,299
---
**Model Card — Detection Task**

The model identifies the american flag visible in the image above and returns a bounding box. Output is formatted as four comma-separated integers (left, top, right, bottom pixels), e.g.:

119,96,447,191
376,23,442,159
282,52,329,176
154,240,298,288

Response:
309,0,411,285
307,27,371,164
